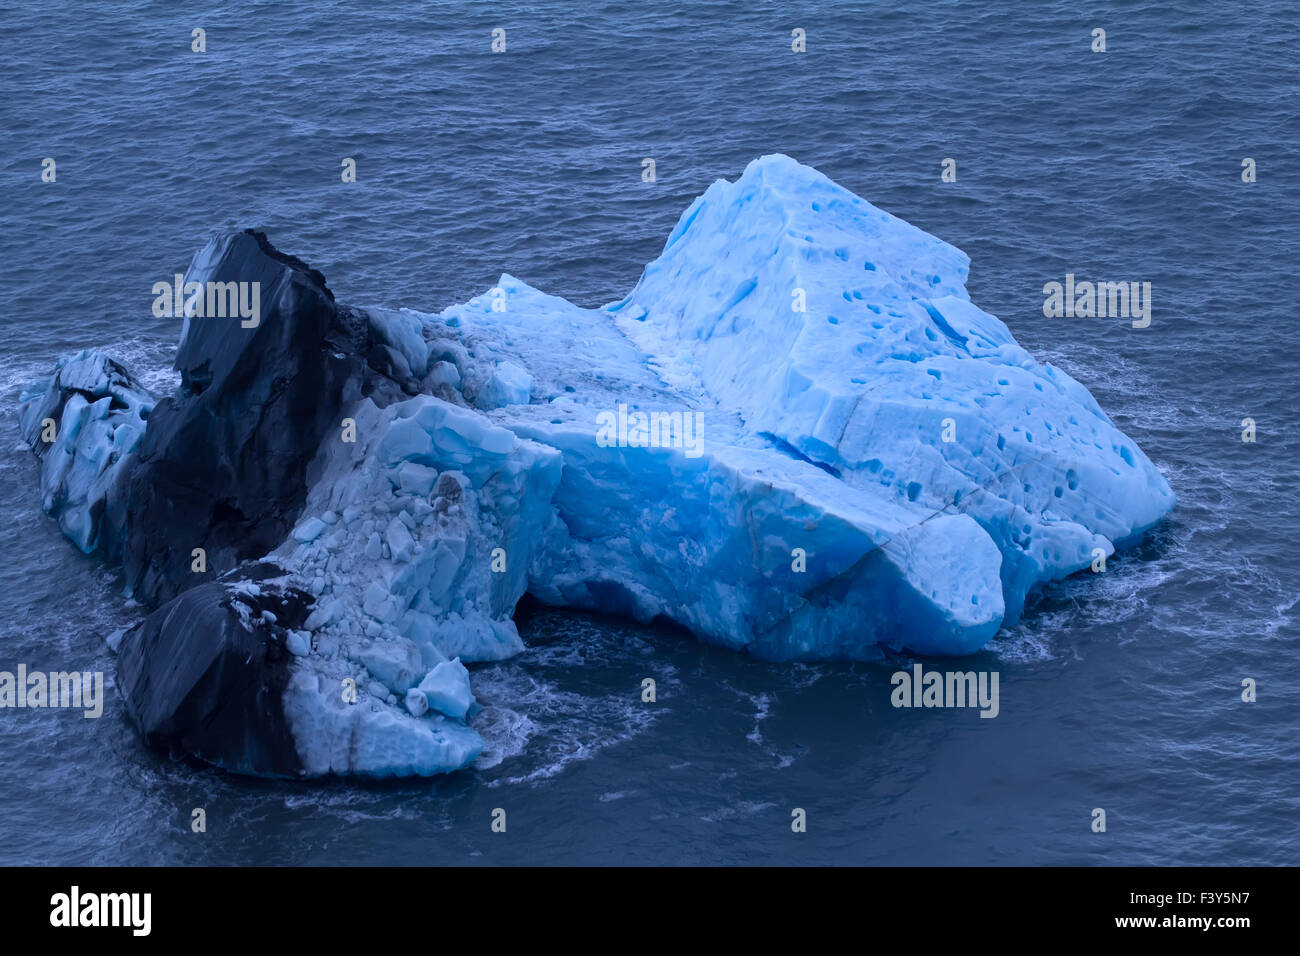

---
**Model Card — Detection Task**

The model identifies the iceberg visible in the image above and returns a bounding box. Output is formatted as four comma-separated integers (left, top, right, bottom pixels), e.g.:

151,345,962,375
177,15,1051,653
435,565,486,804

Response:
17,155,1174,778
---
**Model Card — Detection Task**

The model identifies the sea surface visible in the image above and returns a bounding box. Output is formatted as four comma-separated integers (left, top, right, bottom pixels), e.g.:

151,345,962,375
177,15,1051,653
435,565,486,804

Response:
1,0,1297,865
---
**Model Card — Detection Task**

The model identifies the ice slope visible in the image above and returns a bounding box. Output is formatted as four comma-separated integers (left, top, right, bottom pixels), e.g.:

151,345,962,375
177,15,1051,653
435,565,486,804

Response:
431,277,1007,658
606,154,1175,624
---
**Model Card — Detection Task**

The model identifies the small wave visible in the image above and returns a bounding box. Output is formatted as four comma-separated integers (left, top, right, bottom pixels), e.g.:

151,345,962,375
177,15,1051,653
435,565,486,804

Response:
470,643,668,786
700,800,777,823
482,683,656,787
0,335,176,403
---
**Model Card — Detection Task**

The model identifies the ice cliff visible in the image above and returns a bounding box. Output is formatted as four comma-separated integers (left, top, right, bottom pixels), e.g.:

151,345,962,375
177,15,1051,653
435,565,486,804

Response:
17,155,1175,778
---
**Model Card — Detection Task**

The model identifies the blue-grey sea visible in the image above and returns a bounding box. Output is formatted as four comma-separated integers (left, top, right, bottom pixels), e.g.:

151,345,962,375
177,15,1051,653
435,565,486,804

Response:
1,1,1297,865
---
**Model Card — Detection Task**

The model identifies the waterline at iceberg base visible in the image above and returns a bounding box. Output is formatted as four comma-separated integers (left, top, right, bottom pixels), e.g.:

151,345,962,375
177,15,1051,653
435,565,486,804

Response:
17,155,1175,779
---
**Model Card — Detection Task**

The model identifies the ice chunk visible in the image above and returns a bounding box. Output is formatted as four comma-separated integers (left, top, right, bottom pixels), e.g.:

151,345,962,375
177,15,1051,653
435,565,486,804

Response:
483,360,532,408
434,154,1173,659
602,154,1175,630
17,350,155,558
368,307,430,380
404,687,429,717
396,462,438,497
292,517,327,543
384,516,415,563
358,638,423,694
423,360,461,391
303,598,341,631
418,659,475,719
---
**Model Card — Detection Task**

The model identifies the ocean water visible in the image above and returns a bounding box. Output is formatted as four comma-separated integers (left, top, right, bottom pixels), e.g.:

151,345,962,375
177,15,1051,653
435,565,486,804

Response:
1,0,1298,865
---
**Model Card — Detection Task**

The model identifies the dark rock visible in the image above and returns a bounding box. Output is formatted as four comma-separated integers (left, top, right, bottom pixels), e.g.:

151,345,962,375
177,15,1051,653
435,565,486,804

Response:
22,230,427,777
433,472,464,502
121,229,391,606
116,563,311,777
20,230,431,776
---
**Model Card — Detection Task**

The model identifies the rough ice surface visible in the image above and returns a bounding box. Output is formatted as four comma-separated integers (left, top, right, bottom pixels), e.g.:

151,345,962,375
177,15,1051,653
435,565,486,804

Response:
271,388,560,775
20,155,1175,778
421,155,1174,661
18,350,155,556
608,155,1176,631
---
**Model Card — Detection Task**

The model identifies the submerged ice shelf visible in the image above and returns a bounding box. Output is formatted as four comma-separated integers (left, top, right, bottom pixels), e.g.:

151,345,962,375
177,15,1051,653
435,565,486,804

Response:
17,155,1175,778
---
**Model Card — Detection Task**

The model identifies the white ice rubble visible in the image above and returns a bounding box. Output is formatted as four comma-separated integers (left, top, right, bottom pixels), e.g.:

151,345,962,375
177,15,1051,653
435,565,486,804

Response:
24,155,1175,777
